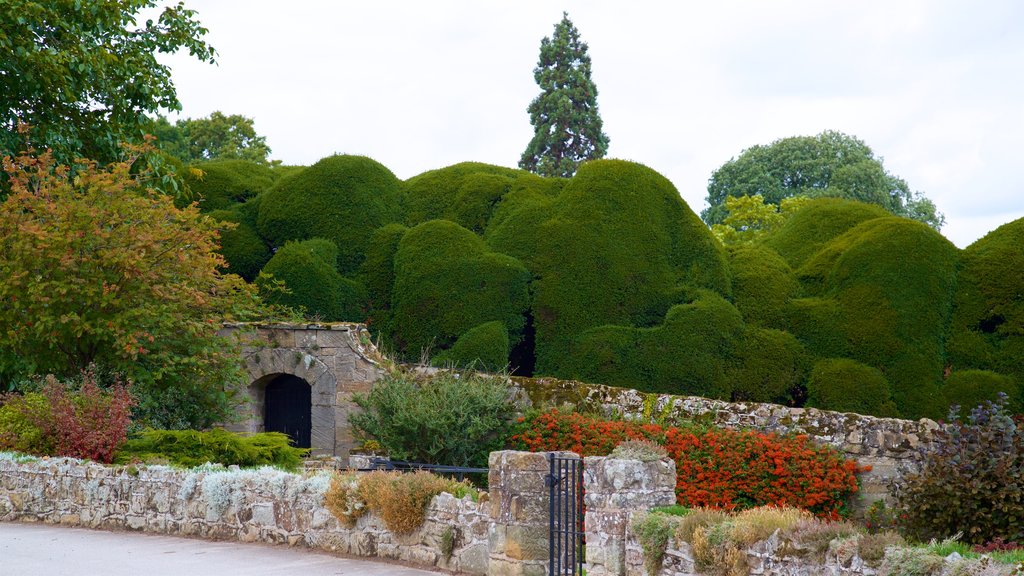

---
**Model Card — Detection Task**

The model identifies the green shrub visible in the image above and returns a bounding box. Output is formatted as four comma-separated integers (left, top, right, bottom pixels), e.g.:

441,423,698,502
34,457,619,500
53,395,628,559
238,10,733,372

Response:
792,217,959,419
727,244,800,330
562,291,744,398
895,394,1024,545
181,159,277,212
762,198,889,269
943,370,1019,417
389,220,531,359
0,392,52,455
350,370,516,469
431,321,510,372
256,154,403,275
357,223,408,332
207,208,271,282
486,159,732,376
806,358,897,416
947,217,1024,402
257,239,368,321
632,511,681,576
726,327,808,405
115,428,307,471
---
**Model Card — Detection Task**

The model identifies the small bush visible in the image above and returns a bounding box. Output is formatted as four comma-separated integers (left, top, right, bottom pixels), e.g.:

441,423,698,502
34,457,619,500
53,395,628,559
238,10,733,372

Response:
895,393,1024,544
257,239,368,322
676,508,731,543
611,439,668,462
806,358,897,416
0,392,53,455
324,472,366,527
431,321,510,372
350,370,516,469
632,511,680,576
786,518,863,561
943,370,1020,419
879,546,947,576
332,470,474,535
115,428,308,471
857,530,905,564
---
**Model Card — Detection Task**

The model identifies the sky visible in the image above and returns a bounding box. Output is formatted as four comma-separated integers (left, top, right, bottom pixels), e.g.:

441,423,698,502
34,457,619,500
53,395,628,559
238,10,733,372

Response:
158,0,1024,248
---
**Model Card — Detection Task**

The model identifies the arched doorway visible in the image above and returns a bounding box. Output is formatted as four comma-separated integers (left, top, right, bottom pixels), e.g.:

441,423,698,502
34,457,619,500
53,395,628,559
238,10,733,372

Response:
263,374,312,449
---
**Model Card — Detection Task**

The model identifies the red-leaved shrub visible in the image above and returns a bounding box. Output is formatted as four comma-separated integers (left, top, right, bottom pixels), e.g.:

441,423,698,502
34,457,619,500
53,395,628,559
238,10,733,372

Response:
43,372,135,463
510,410,864,518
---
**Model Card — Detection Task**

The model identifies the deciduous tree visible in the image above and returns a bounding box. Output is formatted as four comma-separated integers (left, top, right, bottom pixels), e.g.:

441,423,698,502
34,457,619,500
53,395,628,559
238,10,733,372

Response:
149,112,272,164
519,13,609,178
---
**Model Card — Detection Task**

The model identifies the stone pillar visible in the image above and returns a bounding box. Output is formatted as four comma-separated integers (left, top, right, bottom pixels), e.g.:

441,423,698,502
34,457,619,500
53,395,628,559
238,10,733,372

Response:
488,450,577,576
584,456,677,576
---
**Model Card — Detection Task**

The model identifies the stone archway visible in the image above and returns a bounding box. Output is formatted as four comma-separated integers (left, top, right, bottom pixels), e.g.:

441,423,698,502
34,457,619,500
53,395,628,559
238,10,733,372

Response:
236,348,338,455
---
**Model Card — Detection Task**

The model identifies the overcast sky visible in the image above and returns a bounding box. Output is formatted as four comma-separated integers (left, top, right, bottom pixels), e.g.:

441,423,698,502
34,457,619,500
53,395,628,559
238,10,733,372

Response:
159,0,1024,248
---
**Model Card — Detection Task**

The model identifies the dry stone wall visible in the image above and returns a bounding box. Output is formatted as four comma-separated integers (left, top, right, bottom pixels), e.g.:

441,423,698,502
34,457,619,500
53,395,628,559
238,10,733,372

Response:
514,377,943,509
0,455,488,574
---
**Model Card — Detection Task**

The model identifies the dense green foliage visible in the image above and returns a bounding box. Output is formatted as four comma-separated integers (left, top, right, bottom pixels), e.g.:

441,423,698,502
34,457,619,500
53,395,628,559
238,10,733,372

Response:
0,0,215,164
257,154,403,275
489,159,731,378
350,371,517,468
182,159,277,212
257,239,367,322
432,321,510,372
762,198,890,269
727,244,799,330
726,327,808,404
896,395,1024,544
519,12,609,178
207,208,271,282
115,428,307,471
806,358,896,416
703,131,943,229
151,111,272,164
947,217,1024,398
390,220,531,361
358,223,408,332
942,370,1019,417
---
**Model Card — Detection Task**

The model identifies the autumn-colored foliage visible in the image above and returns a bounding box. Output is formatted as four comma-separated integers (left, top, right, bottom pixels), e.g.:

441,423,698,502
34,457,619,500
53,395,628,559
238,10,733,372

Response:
511,410,863,518
0,136,267,428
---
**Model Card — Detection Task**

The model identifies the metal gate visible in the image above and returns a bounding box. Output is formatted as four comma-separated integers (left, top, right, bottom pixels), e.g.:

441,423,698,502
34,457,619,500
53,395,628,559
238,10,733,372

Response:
547,453,584,576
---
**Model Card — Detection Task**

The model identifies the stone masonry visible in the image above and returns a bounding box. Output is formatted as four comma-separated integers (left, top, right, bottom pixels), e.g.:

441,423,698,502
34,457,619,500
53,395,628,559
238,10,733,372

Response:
219,323,383,457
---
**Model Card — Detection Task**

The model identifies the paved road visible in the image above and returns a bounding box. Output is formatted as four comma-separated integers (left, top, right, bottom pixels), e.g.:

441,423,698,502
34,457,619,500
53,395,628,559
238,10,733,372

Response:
0,522,444,576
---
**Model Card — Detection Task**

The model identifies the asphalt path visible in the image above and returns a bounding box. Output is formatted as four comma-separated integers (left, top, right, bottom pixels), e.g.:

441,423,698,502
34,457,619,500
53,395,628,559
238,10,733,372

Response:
0,522,444,576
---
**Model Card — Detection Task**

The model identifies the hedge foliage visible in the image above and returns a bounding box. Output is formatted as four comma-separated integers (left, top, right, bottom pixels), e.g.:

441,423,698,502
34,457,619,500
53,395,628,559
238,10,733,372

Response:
726,327,808,405
257,239,367,321
182,159,278,212
947,217,1024,398
431,320,510,372
207,208,270,282
806,358,897,416
390,220,530,360
792,217,959,419
357,223,407,333
763,198,889,269
727,244,800,330
256,155,403,275
115,428,307,471
942,370,1019,417
487,159,731,376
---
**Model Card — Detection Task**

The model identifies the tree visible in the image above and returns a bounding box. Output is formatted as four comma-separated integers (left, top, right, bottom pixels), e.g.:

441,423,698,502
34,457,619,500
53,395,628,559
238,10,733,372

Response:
703,131,944,230
148,112,272,164
711,194,810,245
0,137,268,428
519,12,609,178
0,0,216,165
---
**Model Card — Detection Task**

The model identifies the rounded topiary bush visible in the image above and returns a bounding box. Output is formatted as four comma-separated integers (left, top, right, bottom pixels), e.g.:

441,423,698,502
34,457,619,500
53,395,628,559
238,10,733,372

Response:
207,208,271,282
182,159,278,212
727,327,808,404
487,160,732,375
727,244,800,330
257,155,403,275
357,223,408,331
942,370,1019,416
792,217,959,419
806,358,896,416
564,291,744,398
762,198,889,269
947,217,1024,397
390,220,531,360
257,238,367,321
431,321,510,372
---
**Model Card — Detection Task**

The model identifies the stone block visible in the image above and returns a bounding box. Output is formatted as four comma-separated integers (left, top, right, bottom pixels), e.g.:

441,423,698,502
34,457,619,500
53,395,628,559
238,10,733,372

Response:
457,542,489,575
503,525,549,561
316,329,350,349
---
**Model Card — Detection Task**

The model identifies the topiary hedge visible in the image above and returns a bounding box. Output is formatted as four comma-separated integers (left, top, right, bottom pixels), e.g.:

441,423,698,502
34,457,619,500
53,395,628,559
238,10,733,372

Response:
806,358,897,416
942,370,1019,417
791,217,959,419
257,238,367,321
431,320,510,372
256,155,403,275
727,244,800,330
207,208,271,282
357,223,408,333
562,291,744,399
389,220,531,361
726,327,808,405
946,217,1024,400
762,198,889,269
182,159,278,212
487,160,732,376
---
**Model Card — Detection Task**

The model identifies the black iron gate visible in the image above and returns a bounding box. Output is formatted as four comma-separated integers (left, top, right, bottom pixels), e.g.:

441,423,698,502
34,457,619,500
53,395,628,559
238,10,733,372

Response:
547,453,584,576
264,375,312,449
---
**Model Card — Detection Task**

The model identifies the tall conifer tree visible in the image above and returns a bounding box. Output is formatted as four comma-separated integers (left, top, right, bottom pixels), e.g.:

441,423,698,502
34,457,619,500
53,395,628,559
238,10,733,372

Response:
519,13,609,178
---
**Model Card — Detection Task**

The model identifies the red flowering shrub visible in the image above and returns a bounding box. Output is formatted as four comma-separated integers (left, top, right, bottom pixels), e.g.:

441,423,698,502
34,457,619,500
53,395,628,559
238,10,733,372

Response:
510,410,864,518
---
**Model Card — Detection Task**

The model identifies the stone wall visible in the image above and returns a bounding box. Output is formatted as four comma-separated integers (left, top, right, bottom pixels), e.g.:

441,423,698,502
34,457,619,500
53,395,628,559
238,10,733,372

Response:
514,377,943,509
0,456,488,574
219,322,384,457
